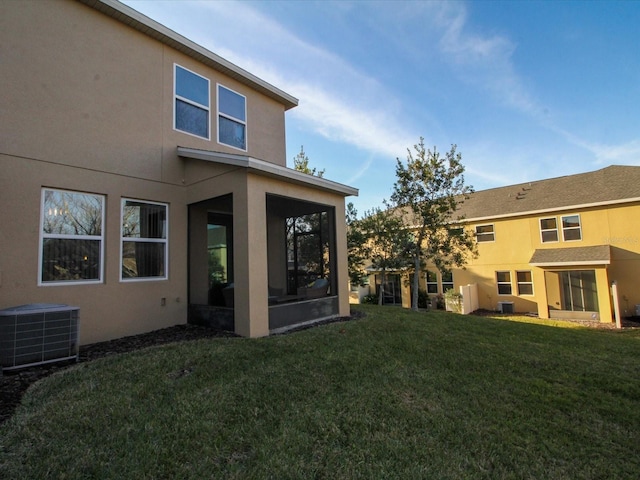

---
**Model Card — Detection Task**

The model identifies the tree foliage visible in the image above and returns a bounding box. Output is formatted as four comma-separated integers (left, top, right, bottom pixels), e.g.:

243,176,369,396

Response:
390,138,477,311
346,202,369,288
358,204,412,305
293,145,325,178
346,202,412,305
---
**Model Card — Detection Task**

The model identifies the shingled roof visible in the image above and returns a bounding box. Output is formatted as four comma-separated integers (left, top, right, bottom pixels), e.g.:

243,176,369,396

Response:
529,245,611,266
456,165,640,222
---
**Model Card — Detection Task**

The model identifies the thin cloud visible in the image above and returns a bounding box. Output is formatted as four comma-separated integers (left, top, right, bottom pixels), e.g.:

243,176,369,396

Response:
181,0,417,161
430,2,540,116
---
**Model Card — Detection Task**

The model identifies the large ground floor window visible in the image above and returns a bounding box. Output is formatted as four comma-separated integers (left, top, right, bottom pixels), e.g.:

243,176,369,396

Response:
560,270,599,312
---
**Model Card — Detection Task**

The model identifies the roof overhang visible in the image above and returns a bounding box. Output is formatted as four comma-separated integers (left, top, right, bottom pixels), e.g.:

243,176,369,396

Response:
78,0,298,110
529,245,611,267
178,147,358,197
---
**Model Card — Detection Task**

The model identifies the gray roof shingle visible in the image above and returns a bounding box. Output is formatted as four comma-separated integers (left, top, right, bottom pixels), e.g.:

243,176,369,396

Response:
456,165,640,221
529,245,611,266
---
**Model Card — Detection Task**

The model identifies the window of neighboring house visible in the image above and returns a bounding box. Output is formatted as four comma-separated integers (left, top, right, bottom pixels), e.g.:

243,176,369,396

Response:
121,199,168,281
540,217,558,243
475,224,495,242
218,84,246,150
516,270,534,295
39,188,105,284
174,64,210,139
562,214,582,241
441,271,454,292
425,270,438,294
496,271,512,295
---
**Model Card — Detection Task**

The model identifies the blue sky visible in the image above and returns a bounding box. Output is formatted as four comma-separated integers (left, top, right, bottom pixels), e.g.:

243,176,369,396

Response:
123,0,640,213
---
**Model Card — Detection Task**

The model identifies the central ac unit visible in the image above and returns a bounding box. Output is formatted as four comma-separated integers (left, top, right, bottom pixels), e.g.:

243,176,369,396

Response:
497,302,514,314
0,303,79,371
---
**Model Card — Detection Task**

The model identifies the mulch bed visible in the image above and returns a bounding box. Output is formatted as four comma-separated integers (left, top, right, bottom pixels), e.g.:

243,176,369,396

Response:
0,324,237,425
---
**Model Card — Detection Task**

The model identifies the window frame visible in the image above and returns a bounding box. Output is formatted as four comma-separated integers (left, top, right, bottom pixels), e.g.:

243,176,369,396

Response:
496,270,512,296
561,214,582,242
539,217,559,243
120,198,169,282
38,188,105,286
174,64,210,139
475,224,495,243
516,270,534,296
425,270,438,294
441,271,454,293
217,83,247,151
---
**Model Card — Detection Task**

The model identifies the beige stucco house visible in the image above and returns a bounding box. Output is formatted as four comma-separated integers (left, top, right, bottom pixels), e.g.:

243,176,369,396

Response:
0,0,357,344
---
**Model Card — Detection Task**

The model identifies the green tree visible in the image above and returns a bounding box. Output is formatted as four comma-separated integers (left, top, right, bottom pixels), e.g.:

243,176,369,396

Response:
293,145,325,178
390,138,477,311
358,204,412,305
346,202,369,288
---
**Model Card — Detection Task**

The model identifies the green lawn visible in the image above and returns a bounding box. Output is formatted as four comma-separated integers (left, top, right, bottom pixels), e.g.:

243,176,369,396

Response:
2,305,639,479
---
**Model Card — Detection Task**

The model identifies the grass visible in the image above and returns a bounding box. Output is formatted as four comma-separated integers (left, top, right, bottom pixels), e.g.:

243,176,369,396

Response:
1,305,639,479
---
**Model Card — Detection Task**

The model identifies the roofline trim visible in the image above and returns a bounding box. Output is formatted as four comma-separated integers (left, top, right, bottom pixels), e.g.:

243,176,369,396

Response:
177,147,359,197
78,0,298,110
530,260,611,267
460,196,640,223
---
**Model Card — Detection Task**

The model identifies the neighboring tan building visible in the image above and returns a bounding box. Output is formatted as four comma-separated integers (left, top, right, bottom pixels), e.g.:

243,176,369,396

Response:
364,166,640,323
0,0,357,345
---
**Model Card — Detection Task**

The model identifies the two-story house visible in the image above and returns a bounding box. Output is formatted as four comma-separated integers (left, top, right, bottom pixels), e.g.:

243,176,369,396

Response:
365,166,640,324
0,0,357,345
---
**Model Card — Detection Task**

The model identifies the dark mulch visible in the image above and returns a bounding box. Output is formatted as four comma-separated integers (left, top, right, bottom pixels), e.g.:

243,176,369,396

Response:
1,324,237,425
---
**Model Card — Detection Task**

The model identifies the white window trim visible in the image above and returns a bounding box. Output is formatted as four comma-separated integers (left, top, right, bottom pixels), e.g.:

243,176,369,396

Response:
441,271,454,293
516,270,534,296
425,270,438,294
38,188,105,286
120,198,169,282
174,64,210,140
217,83,247,151
561,213,582,242
496,270,512,296
475,224,495,243
539,217,559,243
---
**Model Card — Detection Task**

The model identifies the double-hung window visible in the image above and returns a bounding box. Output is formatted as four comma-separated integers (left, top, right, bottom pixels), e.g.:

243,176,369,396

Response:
425,270,438,294
561,214,582,241
516,271,534,295
174,65,210,139
475,224,495,242
40,188,105,284
441,271,454,292
496,271,512,295
121,199,168,281
218,84,246,150
539,217,558,243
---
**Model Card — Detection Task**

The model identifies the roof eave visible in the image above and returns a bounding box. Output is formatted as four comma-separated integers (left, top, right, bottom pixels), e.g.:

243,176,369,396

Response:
177,147,359,197
529,260,611,267
78,0,299,110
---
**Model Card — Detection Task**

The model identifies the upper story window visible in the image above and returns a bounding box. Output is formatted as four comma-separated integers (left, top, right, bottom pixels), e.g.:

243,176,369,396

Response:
174,65,210,139
40,188,105,285
121,199,168,281
496,271,512,295
425,270,438,293
562,214,582,241
539,217,558,243
475,224,495,242
218,84,246,150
